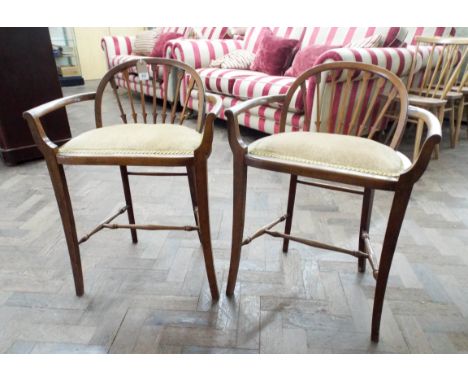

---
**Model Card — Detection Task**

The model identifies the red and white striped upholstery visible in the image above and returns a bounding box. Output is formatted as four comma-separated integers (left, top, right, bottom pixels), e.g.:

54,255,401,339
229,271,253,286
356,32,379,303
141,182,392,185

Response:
159,27,191,36
192,27,230,40
404,27,456,46
243,27,307,52
300,27,406,48
315,47,420,78
101,36,136,67
109,55,166,80
171,39,243,69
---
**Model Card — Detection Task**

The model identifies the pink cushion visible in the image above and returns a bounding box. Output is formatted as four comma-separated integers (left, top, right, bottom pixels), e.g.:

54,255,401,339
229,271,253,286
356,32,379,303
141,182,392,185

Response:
284,44,340,77
150,32,183,57
250,29,300,76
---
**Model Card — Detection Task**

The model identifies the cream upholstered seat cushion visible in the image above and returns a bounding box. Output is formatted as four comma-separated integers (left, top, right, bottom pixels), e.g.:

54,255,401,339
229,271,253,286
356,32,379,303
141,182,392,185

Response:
58,124,202,157
248,132,411,178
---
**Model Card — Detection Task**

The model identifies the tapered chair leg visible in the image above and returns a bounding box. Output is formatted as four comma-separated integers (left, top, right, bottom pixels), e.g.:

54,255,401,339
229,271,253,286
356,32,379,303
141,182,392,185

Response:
193,160,219,300
47,161,84,296
455,101,465,146
282,175,298,253
226,158,248,296
449,101,456,148
187,165,201,242
371,186,413,342
358,188,375,273
120,166,138,243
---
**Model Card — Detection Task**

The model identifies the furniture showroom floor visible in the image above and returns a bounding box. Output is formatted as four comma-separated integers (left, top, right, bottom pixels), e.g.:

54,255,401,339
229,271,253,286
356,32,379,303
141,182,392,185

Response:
1,80,468,354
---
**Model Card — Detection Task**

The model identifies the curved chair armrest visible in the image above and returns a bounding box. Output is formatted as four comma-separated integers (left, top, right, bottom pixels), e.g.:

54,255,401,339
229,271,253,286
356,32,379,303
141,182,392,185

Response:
23,92,96,154
402,105,442,183
195,93,223,158
225,94,287,154
206,93,223,117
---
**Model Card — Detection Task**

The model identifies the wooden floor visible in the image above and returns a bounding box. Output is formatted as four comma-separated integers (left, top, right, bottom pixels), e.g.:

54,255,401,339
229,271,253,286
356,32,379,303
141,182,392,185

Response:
1,80,468,354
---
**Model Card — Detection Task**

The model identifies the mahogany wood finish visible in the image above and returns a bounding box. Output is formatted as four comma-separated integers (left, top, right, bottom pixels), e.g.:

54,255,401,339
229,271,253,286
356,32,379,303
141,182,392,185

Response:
23,58,221,300
225,62,441,342
407,36,468,155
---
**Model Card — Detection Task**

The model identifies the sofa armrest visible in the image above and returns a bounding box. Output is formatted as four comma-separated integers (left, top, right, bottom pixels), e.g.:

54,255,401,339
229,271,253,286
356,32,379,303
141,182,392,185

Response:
101,36,135,69
170,39,244,68
315,47,420,78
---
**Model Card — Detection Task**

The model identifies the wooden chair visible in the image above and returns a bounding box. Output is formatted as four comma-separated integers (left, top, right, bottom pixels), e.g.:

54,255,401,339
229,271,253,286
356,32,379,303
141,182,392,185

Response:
454,71,468,142
23,58,221,300
225,62,441,342
407,36,468,157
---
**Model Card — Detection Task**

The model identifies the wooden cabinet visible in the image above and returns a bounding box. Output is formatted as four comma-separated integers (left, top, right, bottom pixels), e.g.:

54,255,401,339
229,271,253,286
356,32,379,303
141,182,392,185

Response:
0,27,71,165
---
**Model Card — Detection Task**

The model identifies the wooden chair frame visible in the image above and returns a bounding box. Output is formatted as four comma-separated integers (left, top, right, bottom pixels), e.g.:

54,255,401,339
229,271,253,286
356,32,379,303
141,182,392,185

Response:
23,58,221,300
225,62,441,342
407,36,468,156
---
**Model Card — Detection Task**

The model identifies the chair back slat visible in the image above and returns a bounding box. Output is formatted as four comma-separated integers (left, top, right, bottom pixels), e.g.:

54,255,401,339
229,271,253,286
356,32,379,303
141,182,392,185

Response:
110,77,127,123
94,58,208,133
279,62,408,149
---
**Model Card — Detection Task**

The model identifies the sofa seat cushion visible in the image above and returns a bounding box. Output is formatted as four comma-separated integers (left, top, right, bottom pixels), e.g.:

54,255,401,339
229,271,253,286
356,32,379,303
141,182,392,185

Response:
110,55,165,80
231,74,304,113
196,68,259,95
248,132,411,178
58,124,201,158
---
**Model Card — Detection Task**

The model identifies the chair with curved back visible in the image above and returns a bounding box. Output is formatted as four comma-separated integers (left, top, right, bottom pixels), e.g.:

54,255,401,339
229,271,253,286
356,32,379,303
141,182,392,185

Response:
407,36,468,156
225,62,441,342
23,58,221,300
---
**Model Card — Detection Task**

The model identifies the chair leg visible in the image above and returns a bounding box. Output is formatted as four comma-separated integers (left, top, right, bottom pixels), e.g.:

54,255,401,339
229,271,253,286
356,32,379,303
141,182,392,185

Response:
282,175,298,253
120,166,137,243
358,188,375,273
226,158,248,296
371,185,413,342
186,165,201,242
192,160,219,300
47,161,84,296
433,106,445,159
449,101,456,148
455,100,465,146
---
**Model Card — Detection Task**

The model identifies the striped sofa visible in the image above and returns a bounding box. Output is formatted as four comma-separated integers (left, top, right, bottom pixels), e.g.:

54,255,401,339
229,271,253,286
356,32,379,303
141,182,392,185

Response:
101,27,457,134
176,27,457,134
101,27,234,101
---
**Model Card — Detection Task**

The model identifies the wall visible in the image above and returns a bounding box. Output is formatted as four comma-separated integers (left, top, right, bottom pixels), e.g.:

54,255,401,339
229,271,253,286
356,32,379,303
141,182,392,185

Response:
74,27,145,80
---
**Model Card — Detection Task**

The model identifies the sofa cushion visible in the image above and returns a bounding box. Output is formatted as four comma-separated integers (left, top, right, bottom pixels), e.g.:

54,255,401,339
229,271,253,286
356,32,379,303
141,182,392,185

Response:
250,29,300,75
151,32,183,57
248,132,411,178
244,27,306,53
404,27,456,45
110,55,165,80
133,30,161,56
196,68,256,95
285,44,341,77
209,49,256,70
231,73,304,113
344,34,382,48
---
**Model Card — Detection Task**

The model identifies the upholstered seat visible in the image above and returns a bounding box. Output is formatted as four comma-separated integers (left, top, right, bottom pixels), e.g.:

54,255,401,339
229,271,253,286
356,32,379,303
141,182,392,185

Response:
248,132,411,178
58,123,202,157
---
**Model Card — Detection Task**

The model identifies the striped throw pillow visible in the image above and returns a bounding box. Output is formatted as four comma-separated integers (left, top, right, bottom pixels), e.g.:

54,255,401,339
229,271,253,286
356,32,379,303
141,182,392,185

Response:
345,34,382,48
133,29,162,56
210,49,256,70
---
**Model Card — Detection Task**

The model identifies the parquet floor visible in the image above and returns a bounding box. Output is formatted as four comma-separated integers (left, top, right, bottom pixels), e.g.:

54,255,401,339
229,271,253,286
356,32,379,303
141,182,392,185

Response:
1,81,468,353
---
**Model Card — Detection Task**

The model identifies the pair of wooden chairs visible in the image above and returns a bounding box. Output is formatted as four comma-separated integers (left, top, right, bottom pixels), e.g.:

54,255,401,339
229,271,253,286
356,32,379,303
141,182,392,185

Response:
25,59,441,343
407,36,468,158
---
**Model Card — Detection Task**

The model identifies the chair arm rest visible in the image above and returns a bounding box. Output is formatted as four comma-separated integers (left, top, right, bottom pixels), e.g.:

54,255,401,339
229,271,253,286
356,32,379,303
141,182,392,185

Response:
402,105,442,182
196,93,224,157
170,39,244,68
23,92,96,153
206,93,223,117
225,95,287,154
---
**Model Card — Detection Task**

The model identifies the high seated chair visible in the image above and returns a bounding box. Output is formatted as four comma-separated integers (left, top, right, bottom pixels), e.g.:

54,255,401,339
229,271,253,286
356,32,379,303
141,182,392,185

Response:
406,36,468,157
24,58,221,300
225,62,441,342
